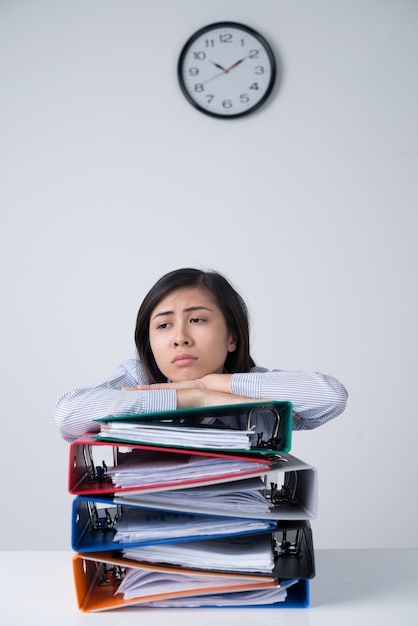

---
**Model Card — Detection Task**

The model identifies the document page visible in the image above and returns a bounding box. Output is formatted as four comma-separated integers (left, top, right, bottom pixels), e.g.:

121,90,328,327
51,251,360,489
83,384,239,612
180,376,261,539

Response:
107,449,270,489
97,421,256,449
135,581,298,607
122,532,275,574
117,567,275,601
113,508,274,543
115,477,272,515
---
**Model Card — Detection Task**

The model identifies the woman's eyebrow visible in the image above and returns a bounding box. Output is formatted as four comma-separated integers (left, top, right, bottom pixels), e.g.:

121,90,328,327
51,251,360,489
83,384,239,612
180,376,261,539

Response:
152,306,213,320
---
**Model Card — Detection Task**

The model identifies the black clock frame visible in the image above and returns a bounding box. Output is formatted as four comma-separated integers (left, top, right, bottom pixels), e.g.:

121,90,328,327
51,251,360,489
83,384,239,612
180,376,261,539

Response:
177,22,277,119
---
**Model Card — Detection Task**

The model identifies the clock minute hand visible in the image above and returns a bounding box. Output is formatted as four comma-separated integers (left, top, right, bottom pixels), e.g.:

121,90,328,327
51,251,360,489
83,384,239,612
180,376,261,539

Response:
224,56,248,73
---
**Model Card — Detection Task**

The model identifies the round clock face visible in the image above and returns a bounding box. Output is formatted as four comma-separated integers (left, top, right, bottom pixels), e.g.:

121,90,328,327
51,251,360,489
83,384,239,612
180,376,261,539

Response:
178,22,276,119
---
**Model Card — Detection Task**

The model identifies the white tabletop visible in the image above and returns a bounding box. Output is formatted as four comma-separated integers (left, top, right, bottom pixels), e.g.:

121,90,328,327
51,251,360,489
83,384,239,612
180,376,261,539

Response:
0,548,416,625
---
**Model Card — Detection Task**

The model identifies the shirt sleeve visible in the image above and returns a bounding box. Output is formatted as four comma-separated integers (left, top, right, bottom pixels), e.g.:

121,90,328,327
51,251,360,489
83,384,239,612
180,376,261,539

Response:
230,367,348,430
53,359,177,442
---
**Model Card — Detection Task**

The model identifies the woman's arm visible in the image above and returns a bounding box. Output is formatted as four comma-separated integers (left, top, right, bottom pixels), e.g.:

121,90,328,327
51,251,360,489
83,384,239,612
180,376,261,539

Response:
55,362,347,442
53,359,177,442
129,368,348,430
225,368,348,429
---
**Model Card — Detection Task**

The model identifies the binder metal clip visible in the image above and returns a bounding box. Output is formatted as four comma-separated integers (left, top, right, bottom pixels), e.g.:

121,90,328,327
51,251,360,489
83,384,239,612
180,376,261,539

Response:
87,501,122,533
83,445,111,483
95,562,125,587
269,471,298,506
246,405,282,449
274,529,302,559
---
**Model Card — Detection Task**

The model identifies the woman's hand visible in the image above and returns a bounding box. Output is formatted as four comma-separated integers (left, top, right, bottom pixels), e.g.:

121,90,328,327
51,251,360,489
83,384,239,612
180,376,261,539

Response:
121,378,252,409
121,379,205,392
121,373,232,393
122,378,301,418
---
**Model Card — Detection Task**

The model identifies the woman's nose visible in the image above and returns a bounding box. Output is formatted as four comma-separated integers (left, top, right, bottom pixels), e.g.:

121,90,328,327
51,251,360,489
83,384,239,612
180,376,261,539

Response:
173,323,191,347
174,337,189,346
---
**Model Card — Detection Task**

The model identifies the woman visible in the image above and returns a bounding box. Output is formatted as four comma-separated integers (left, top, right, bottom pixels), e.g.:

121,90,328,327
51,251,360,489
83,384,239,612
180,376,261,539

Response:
54,268,348,442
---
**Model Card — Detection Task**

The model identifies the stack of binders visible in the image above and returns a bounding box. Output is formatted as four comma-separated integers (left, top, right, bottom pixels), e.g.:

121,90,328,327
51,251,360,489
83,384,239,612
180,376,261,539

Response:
67,401,317,612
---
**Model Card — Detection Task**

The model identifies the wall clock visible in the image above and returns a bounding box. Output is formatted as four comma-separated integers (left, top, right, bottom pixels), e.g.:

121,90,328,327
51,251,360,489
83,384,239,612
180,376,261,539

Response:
177,22,276,119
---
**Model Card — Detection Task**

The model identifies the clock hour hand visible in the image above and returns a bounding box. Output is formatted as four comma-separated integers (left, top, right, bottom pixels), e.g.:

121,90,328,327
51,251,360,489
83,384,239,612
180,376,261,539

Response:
210,60,227,71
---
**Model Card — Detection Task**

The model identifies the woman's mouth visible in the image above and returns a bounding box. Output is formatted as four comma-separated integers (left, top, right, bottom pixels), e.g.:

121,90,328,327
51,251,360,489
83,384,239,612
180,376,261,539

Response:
172,353,198,366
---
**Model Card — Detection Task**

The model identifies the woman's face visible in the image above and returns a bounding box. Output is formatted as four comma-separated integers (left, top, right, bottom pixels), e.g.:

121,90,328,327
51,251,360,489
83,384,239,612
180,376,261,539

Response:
149,286,237,382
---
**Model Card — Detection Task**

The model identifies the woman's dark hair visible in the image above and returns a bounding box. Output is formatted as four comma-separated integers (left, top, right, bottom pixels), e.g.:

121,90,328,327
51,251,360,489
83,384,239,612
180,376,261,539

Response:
135,268,256,382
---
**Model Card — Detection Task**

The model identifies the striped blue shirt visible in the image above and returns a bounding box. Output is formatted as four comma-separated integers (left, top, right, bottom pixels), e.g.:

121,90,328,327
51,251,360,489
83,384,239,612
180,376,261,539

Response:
54,359,348,442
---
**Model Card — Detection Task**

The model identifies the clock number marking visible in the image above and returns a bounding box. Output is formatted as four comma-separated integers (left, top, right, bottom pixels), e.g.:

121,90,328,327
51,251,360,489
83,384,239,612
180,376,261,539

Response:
205,39,215,48
206,95,214,103
193,51,206,60
250,82,260,90
249,49,260,59
219,33,233,43
222,99,233,109
194,83,204,93
188,67,199,76
254,66,265,75
240,94,250,103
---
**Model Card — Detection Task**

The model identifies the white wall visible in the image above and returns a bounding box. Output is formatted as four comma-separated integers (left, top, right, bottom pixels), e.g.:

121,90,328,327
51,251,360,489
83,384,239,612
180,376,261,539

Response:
1,0,417,550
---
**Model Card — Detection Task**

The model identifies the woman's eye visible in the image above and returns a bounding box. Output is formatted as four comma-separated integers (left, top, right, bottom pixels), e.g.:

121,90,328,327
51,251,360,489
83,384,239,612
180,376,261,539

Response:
157,322,171,329
190,317,205,324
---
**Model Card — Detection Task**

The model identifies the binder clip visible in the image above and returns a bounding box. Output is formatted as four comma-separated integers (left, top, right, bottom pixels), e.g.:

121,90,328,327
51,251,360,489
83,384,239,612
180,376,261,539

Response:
269,471,298,506
95,562,125,587
87,501,121,533
83,446,111,483
246,405,282,449
274,529,302,559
